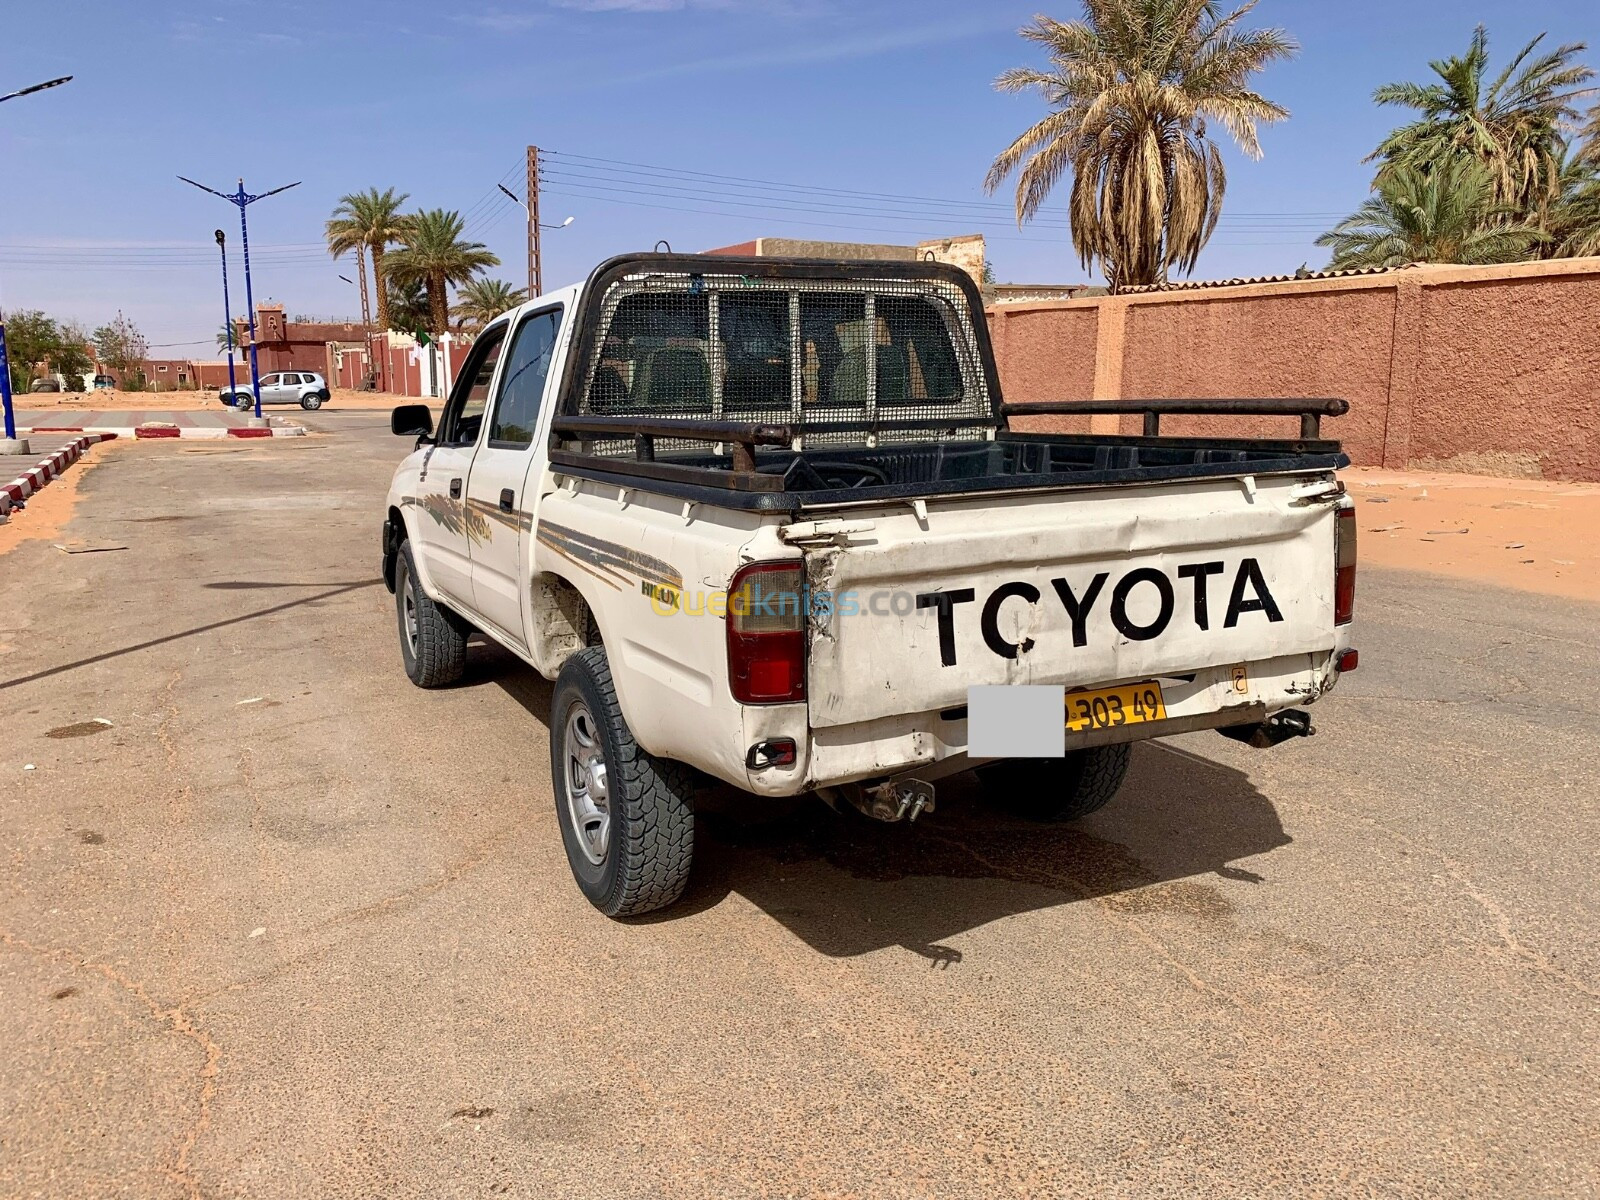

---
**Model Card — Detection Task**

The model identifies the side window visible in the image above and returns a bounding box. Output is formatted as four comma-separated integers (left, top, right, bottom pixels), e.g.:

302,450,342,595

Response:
439,325,508,445
261,374,280,387
490,307,563,448
282,373,301,385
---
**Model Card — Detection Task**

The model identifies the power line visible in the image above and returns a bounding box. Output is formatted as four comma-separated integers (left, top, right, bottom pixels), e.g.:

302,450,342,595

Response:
542,168,1335,237
543,149,1346,226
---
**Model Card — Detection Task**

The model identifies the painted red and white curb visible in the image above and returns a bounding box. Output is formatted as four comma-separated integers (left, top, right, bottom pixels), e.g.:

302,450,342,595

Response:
21,423,304,440
0,433,119,524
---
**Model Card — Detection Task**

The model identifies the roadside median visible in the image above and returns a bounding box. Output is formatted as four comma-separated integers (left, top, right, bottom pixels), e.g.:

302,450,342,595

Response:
15,408,306,441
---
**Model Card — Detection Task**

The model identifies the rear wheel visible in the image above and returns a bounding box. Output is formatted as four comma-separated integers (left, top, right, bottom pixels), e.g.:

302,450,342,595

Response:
300,393,323,410
551,646,696,917
977,743,1132,822
394,539,467,687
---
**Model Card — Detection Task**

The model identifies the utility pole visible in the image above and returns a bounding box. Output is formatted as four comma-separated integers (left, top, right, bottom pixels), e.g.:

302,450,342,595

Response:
354,245,376,389
0,74,73,454
215,230,239,404
178,175,300,419
500,152,572,302
527,145,542,297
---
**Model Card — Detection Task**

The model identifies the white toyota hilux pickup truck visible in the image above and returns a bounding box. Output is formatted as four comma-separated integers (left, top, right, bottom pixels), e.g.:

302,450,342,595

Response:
383,253,1357,917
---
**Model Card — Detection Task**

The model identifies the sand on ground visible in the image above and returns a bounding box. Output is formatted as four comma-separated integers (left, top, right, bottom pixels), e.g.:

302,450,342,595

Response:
1343,467,1599,603
0,438,128,556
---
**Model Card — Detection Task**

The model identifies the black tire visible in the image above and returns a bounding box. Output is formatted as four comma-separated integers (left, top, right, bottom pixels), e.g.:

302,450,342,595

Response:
394,539,467,687
300,394,323,410
551,646,696,917
977,743,1132,822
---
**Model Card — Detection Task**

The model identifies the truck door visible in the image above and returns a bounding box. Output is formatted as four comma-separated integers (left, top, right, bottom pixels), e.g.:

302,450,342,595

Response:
465,304,566,648
410,325,508,611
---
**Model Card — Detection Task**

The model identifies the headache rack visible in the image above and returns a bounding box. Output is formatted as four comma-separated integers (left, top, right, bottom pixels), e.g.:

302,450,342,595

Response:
548,254,1350,510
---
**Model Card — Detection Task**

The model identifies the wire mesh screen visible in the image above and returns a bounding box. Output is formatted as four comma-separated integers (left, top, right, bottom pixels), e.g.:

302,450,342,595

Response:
568,269,992,456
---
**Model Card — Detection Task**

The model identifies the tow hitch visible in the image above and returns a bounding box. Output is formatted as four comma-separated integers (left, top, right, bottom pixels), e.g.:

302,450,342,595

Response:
1218,709,1315,749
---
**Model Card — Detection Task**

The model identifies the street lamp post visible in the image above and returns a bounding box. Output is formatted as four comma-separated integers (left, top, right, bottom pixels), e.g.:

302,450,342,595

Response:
178,175,300,420
497,183,572,298
0,75,73,454
215,230,239,405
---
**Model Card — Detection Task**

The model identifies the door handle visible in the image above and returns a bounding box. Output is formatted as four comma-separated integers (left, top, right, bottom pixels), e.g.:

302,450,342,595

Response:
499,489,515,513
449,478,462,499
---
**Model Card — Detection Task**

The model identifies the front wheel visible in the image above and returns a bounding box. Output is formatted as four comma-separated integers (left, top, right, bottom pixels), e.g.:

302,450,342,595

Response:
551,646,696,917
977,743,1132,822
394,539,467,687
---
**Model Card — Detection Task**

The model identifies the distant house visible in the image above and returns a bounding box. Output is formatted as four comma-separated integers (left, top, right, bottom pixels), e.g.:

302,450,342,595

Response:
234,303,371,380
141,359,197,390
704,234,989,289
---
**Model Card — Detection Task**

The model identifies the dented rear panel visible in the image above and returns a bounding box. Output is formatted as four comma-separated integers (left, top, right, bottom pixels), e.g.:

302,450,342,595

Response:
804,472,1339,729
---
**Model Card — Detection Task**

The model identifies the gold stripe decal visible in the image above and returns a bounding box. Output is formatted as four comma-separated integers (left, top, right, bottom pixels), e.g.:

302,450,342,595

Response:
537,522,683,592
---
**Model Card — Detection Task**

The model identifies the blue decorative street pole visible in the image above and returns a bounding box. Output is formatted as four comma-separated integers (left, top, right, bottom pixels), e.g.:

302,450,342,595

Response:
178,175,300,420
0,75,74,452
214,229,239,403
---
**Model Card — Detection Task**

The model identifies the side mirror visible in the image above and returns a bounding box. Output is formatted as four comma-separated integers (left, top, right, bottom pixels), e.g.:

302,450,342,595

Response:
392,404,434,438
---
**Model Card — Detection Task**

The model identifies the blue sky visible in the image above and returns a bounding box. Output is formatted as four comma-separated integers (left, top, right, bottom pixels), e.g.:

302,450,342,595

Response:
1,0,1596,348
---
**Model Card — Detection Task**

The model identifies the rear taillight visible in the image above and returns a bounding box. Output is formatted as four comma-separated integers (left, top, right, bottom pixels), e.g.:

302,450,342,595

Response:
1335,506,1357,625
727,562,807,705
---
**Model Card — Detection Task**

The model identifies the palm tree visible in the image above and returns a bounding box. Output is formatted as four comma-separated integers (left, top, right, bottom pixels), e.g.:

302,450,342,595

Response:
1368,26,1594,225
452,278,528,332
383,209,500,336
325,187,413,332
385,279,431,336
1317,158,1545,269
1579,98,1600,165
1547,151,1600,256
983,1,1296,292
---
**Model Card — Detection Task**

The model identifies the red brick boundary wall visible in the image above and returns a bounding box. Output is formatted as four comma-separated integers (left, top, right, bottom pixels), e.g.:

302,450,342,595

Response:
988,258,1600,481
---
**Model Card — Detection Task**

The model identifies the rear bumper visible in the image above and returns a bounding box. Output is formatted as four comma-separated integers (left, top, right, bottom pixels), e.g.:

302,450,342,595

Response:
739,649,1348,796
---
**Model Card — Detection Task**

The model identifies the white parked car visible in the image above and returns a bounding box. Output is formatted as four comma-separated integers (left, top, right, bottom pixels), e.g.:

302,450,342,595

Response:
222,371,331,410
382,253,1358,918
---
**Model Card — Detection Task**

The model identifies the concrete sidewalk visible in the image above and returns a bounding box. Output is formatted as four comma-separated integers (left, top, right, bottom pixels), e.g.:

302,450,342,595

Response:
15,409,305,439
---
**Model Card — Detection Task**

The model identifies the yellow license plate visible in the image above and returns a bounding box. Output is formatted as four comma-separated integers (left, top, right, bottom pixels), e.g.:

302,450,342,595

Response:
1066,681,1167,733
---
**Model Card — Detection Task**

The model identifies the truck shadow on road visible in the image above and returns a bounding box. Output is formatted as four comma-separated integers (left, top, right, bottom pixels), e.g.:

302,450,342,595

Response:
675,745,1289,959
484,650,1290,961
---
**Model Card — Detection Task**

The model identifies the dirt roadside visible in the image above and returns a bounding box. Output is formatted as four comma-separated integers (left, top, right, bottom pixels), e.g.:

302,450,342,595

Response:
1344,467,1600,604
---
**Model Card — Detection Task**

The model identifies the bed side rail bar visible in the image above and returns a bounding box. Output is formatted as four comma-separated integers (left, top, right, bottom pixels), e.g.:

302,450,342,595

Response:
1000,398,1350,440
551,415,796,472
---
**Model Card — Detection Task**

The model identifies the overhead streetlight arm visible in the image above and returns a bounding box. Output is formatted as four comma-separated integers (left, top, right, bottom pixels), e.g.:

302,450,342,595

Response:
0,75,73,105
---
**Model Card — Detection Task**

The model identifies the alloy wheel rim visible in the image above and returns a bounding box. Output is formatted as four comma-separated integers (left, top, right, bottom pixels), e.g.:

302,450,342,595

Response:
563,701,611,866
401,571,419,654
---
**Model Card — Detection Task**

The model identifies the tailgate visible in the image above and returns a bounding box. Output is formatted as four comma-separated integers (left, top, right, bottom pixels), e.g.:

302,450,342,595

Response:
804,474,1339,728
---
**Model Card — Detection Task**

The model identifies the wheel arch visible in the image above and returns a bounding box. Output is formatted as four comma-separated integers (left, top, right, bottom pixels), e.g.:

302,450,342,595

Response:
386,504,446,602
528,570,601,678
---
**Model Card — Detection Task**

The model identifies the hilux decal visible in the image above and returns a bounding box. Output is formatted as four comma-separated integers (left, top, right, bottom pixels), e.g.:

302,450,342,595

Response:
915,558,1284,666
537,521,683,594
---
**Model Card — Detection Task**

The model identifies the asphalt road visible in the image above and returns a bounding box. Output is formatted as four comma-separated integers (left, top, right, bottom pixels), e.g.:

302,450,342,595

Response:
2,411,1596,1199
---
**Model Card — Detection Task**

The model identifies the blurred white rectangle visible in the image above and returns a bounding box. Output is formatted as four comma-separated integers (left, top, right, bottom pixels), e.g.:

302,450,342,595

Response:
968,685,1065,758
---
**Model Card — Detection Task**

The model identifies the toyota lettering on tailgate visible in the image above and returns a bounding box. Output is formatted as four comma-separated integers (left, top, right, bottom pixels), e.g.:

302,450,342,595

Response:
915,558,1284,667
